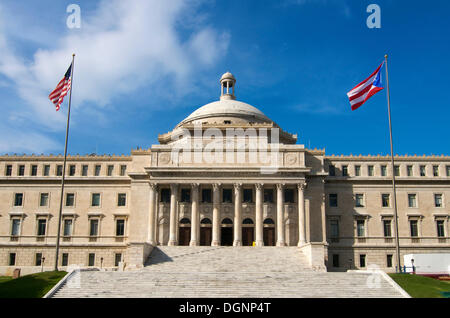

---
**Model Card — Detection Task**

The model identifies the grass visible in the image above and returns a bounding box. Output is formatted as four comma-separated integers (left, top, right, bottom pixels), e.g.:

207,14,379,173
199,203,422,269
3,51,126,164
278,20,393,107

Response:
0,271,67,298
390,273,450,298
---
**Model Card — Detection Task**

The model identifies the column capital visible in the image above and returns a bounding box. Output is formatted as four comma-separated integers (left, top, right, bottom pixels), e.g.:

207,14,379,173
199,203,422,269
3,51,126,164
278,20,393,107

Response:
297,182,307,191
191,183,200,189
276,183,285,190
255,183,264,190
149,183,158,191
170,184,178,191
213,183,221,191
234,183,242,190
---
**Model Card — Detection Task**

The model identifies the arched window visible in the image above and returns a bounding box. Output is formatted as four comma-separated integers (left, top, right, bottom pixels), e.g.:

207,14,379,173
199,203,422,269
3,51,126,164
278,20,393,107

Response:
222,218,233,225
243,218,254,224
201,218,212,225
263,218,275,225
180,218,191,224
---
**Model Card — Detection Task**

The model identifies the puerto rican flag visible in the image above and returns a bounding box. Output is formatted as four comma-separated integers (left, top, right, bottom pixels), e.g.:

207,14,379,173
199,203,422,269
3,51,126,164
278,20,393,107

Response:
347,62,384,111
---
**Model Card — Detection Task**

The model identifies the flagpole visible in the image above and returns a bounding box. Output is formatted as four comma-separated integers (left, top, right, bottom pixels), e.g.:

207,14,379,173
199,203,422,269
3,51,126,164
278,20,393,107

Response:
384,54,401,273
54,54,75,271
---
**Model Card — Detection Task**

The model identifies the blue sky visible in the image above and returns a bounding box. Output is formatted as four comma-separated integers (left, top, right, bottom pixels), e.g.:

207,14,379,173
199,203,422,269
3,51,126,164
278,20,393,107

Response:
0,0,449,156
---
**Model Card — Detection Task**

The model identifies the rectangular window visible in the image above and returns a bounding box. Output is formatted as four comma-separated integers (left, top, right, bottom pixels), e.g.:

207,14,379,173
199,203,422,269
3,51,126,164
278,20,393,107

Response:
342,165,348,177
115,253,122,267
359,254,366,268
117,193,127,206
69,165,76,176
35,253,42,266
5,165,12,176
355,194,364,207
410,220,418,237
356,220,365,237
56,165,63,176
202,189,212,203
43,165,50,176
62,253,69,266
94,165,101,176
116,219,125,236
383,220,392,237
433,165,439,177
11,219,21,236
89,219,99,236
223,189,232,203
329,194,338,207
447,165,450,177
63,219,73,236
82,165,88,176
65,193,75,207
18,165,25,176
394,165,400,177
263,189,274,203
434,194,443,208
436,220,445,237
329,165,336,176
88,253,95,267
407,165,413,177
40,193,49,207
37,219,47,236
387,254,393,268
91,193,101,207
14,193,23,206
9,253,16,266
31,165,38,176
408,194,417,208
355,165,361,176
381,165,387,176
120,165,127,176
368,165,374,176
420,165,426,177
243,189,253,203
330,220,339,238
332,254,339,268
382,194,390,207
107,165,114,176
284,189,294,203
180,189,191,203
160,189,170,203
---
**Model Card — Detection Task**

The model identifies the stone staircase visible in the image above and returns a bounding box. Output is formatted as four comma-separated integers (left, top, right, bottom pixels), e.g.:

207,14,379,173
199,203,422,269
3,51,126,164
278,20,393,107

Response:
52,246,407,298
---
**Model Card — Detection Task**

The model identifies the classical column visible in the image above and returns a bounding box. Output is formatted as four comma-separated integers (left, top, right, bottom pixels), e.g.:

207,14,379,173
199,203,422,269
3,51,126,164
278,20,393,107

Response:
276,183,286,246
233,183,242,246
211,183,221,246
168,184,178,246
255,183,264,247
190,183,199,246
297,183,307,246
148,183,157,246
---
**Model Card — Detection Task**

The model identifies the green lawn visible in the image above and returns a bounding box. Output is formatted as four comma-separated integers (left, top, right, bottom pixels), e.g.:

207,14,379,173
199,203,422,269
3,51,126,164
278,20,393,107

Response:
390,274,450,298
0,271,67,298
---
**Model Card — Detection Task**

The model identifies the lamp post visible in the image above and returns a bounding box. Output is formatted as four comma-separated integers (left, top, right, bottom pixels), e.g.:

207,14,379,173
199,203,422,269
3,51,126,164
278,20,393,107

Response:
41,257,46,273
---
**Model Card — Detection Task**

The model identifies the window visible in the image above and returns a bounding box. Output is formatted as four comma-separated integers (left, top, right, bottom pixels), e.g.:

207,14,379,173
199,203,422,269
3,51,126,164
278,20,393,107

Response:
65,193,75,207
63,219,73,236
263,189,273,203
180,189,190,203
116,219,125,236
329,194,338,207
447,165,450,177
37,219,47,236
56,165,63,176
9,253,16,266
408,194,417,208
14,193,23,206
107,165,114,176
382,194,390,207
117,193,127,206
332,254,339,268
381,165,387,176
94,165,101,176
394,165,400,177
91,193,101,207
355,194,364,207
342,165,348,176
11,219,21,236
387,254,393,268
410,220,419,237
115,253,122,267
5,165,12,176
43,165,50,176
435,194,443,208
243,189,253,203
433,165,439,177
62,253,69,266
356,220,365,237
40,193,49,207
89,219,99,236
368,165,374,176
436,220,445,237
160,189,170,203
120,165,127,176
355,165,361,176
88,253,95,266
202,189,212,203
329,165,336,176
18,165,25,176
31,165,37,176
68,165,75,176
284,189,294,203
222,189,232,203
330,220,339,239
359,254,366,268
383,220,392,237
35,253,43,266
420,165,426,177
407,165,413,177
82,165,88,176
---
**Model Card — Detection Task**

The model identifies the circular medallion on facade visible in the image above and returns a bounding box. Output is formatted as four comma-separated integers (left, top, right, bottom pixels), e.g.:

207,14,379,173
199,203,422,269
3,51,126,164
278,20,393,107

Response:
159,153,170,164
286,153,297,165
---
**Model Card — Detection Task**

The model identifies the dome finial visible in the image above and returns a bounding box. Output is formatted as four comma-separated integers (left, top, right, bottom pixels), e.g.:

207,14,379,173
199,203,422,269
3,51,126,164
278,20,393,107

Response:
220,72,236,100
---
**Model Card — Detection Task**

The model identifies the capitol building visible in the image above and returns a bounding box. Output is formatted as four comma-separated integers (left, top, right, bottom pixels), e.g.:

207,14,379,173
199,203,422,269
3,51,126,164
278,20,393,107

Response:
0,72,449,275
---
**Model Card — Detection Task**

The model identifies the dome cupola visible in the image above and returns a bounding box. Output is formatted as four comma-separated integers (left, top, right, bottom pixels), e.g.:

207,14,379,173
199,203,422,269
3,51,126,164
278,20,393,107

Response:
220,72,236,101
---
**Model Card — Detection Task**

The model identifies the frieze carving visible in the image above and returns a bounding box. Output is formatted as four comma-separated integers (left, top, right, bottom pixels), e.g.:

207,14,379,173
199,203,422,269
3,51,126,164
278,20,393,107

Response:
285,153,297,166
159,153,171,164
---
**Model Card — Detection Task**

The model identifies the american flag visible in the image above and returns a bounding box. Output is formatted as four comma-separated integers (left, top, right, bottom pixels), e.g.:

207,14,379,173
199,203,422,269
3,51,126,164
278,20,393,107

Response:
49,63,72,111
347,62,384,111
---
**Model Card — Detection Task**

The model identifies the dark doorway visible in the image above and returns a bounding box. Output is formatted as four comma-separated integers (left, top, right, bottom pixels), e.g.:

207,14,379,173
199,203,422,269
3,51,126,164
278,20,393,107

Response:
242,218,254,246
263,218,275,246
178,218,191,246
221,218,233,246
200,218,212,246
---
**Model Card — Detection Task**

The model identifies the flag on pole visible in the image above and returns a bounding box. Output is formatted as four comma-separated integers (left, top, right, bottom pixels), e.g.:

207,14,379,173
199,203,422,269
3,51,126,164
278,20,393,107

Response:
49,64,72,111
347,62,384,111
